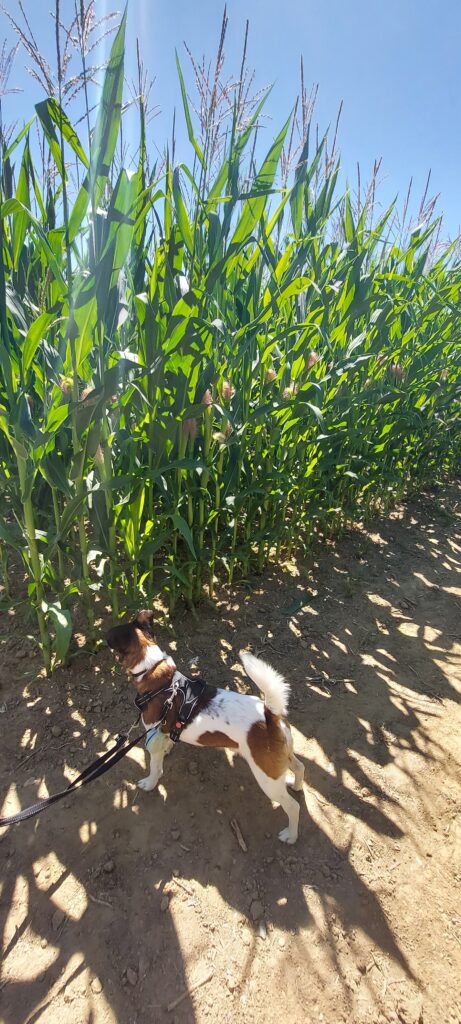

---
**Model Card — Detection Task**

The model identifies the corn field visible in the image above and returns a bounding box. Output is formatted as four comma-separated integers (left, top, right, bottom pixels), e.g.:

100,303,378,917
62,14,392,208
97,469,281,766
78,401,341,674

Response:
1,7,461,671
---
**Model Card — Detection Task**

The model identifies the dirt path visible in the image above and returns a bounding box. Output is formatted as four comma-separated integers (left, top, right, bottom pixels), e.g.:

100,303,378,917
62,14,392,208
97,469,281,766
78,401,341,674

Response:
1,487,461,1024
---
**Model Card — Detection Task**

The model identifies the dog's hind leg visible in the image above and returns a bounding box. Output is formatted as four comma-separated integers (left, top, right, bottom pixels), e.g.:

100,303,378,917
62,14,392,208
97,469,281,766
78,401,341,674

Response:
287,752,304,791
247,761,300,844
138,730,173,792
281,721,304,791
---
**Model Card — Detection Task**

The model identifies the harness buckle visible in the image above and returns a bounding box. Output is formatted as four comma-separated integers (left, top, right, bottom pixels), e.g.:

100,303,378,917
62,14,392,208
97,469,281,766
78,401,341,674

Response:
169,721,184,743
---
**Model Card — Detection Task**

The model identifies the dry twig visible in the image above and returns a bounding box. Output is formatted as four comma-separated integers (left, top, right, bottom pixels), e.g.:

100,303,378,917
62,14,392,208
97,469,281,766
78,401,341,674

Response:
230,817,248,852
166,969,214,1012
88,892,112,909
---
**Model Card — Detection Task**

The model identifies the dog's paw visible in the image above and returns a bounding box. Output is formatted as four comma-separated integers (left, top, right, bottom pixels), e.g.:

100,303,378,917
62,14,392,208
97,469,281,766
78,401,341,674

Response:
286,774,305,790
286,771,304,791
278,827,297,844
138,776,158,792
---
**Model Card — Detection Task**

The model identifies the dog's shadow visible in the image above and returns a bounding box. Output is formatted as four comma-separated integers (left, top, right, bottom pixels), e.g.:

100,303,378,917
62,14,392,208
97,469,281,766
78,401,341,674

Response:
128,736,415,971
0,686,424,1024
4,487,460,1023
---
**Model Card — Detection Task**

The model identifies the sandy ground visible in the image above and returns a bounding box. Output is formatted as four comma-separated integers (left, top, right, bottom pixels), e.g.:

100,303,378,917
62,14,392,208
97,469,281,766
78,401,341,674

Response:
1,486,461,1024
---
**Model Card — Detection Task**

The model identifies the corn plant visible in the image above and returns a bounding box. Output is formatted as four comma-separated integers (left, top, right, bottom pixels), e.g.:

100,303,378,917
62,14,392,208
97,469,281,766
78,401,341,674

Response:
1,6,460,670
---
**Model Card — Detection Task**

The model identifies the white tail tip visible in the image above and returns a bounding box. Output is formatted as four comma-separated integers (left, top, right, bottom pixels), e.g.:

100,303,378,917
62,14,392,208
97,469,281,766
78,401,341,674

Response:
239,650,289,717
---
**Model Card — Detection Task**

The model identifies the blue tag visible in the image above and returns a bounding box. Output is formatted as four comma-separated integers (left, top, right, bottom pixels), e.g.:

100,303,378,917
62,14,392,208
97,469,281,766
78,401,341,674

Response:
145,726,159,747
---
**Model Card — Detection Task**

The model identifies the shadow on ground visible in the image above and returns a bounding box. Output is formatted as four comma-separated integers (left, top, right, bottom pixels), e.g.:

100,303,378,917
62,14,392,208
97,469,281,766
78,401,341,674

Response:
1,485,460,1023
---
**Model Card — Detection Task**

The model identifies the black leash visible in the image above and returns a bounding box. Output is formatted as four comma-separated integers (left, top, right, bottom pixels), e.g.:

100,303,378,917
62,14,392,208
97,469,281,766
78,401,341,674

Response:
0,671,207,829
0,729,145,828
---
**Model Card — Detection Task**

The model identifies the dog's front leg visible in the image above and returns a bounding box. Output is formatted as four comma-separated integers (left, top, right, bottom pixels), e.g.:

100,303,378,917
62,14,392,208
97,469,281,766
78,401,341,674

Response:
138,729,173,792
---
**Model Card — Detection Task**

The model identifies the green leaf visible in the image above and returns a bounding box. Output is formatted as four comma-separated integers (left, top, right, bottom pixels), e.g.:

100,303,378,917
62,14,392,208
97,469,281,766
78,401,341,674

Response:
68,7,127,240
0,517,24,554
3,116,36,160
3,198,66,288
140,531,170,558
94,168,138,323
57,491,89,544
12,138,31,268
18,395,36,440
230,113,292,250
46,602,72,663
175,52,205,168
40,452,72,496
22,312,55,375
173,166,194,253
35,98,89,178
170,514,196,559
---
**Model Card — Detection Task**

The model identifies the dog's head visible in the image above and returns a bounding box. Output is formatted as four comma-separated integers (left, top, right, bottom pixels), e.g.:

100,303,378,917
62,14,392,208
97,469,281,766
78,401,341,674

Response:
105,609,157,676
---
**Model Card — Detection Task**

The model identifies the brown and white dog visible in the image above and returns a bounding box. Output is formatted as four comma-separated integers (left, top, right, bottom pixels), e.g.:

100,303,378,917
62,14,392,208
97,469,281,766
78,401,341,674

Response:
106,610,304,843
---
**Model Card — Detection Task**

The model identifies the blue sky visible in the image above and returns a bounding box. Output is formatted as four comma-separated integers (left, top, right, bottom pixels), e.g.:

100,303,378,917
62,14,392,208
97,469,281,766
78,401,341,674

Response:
2,0,460,237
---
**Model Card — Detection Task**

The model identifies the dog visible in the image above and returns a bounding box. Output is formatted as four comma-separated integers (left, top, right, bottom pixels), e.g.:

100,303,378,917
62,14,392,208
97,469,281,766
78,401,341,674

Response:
106,610,304,843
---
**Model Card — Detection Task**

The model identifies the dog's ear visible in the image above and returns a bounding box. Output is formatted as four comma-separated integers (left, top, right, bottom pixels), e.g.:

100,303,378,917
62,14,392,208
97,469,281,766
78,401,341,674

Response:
134,609,155,636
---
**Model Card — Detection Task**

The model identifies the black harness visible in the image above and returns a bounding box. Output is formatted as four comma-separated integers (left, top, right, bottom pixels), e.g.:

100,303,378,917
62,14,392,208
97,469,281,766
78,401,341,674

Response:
134,670,207,742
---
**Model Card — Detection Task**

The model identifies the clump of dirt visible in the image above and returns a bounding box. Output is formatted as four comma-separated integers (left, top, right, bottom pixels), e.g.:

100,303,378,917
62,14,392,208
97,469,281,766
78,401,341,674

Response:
1,487,461,1024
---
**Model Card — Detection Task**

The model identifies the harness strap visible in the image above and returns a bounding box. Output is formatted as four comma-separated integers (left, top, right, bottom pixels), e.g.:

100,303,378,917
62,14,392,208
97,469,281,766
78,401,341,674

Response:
134,672,207,743
169,672,206,742
0,730,145,828
134,680,175,713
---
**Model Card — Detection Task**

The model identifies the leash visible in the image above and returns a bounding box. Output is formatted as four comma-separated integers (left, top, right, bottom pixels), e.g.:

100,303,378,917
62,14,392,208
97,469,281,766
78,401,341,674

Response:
0,728,145,828
0,671,207,829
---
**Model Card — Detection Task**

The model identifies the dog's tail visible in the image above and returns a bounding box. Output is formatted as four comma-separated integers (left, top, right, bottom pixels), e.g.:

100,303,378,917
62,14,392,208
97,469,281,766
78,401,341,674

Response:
239,651,289,717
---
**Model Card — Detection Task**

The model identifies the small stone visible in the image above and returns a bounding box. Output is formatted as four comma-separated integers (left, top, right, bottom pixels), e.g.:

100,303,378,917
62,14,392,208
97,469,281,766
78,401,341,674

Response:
103,859,115,874
91,977,103,994
160,896,170,912
138,953,150,977
250,899,264,922
257,921,267,940
277,897,287,907
278,937,286,949
226,976,237,992
171,829,181,841
40,938,47,949
241,929,251,946
51,724,62,738
126,968,138,987
188,761,198,775
52,908,65,932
